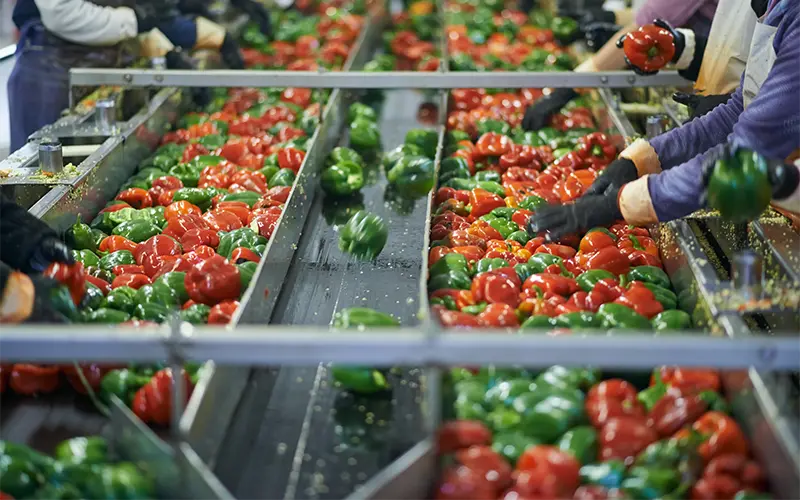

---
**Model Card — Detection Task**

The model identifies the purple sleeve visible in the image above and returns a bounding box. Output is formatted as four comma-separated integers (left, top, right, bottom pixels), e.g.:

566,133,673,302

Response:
649,8,800,222
649,87,743,169
635,0,712,28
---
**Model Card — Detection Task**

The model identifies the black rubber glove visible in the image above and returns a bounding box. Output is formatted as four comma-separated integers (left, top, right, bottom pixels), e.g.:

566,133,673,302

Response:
672,92,732,119
584,22,621,52
584,158,638,196
28,236,74,273
521,88,578,131
527,190,623,241
752,0,769,17
29,275,69,324
231,0,272,37
220,33,245,70
165,50,211,106
178,0,213,17
617,19,686,76
134,1,176,33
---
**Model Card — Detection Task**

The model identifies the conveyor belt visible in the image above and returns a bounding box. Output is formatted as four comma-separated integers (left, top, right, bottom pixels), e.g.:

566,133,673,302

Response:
215,90,434,499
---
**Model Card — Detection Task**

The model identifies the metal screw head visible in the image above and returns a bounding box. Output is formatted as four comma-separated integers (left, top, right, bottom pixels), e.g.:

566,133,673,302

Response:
627,75,637,84
123,73,133,83
154,74,164,83
599,76,609,84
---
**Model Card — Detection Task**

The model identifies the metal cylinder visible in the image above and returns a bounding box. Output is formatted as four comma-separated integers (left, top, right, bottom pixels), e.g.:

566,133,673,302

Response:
38,140,64,174
646,114,668,139
95,98,117,130
151,56,167,70
732,250,764,300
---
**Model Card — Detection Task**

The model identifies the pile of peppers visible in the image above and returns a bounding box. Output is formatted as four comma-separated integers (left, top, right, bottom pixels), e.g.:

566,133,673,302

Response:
445,2,575,72
369,0,441,72
0,437,155,499
239,1,365,71
435,365,770,500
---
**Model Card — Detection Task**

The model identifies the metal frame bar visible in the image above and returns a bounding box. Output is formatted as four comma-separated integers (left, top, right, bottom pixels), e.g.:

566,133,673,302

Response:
0,325,797,369
69,69,690,89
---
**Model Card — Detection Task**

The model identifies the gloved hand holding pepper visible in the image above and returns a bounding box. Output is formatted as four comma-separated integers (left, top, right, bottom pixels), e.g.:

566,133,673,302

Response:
527,190,623,242
522,88,580,132
231,0,273,38
617,19,699,77
672,92,733,119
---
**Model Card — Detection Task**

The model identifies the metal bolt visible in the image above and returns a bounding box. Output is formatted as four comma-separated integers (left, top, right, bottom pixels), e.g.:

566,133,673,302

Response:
627,75,637,85
123,73,133,83
154,74,164,83
38,140,64,174
599,76,609,84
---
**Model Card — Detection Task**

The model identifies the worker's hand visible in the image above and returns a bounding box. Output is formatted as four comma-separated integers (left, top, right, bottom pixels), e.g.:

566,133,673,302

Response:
584,22,621,52
133,1,177,33
231,0,273,38
166,50,212,106
526,190,623,241
28,237,73,273
521,88,579,131
220,34,245,69
584,158,638,196
617,19,686,76
672,92,731,119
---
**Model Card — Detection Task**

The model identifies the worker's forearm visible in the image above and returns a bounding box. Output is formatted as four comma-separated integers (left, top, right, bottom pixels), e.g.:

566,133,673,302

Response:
34,0,138,45
613,8,634,26
588,23,636,71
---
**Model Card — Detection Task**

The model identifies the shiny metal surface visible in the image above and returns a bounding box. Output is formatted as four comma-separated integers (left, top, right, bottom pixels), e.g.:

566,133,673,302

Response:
38,140,64,174
181,9,388,471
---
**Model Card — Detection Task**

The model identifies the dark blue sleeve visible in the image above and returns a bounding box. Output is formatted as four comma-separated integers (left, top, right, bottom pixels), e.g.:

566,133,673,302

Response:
156,15,197,50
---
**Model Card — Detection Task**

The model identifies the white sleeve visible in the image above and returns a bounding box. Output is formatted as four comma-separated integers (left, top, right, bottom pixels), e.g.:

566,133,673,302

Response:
34,0,139,46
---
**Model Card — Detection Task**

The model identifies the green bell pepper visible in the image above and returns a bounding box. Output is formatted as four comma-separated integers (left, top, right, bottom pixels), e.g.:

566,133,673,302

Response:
0,454,43,498
195,133,226,151
259,165,280,183
54,437,107,466
83,463,155,500
91,229,107,250
404,128,438,158
238,261,257,290
651,310,691,331
50,285,80,321
102,286,137,314
348,102,377,122
321,161,365,197
598,303,652,330
153,272,189,304
442,177,477,191
181,303,211,324
553,312,601,329
707,147,772,222
98,250,136,272
428,269,472,291
507,230,530,245
218,228,268,259
476,181,505,198
528,253,568,274
518,195,548,212
484,378,534,407
333,307,399,328
513,130,546,147
72,249,100,268
133,303,170,323
268,168,296,188
520,314,554,329
536,365,599,392
386,156,435,197
638,282,678,310
168,164,200,187
637,371,668,412
462,303,488,315
431,295,458,310
492,432,541,466
473,258,510,276
350,119,381,151
382,144,423,170
80,284,105,311
338,211,388,260
488,218,519,239
65,217,96,252
579,460,626,489
84,308,131,323
220,191,261,208
576,270,617,293
172,187,214,211
628,265,671,290
486,407,523,433
490,207,517,219
620,466,682,500
112,220,161,243
331,366,390,394
556,426,598,465
512,389,586,443
439,158,472,185
476,119,511,137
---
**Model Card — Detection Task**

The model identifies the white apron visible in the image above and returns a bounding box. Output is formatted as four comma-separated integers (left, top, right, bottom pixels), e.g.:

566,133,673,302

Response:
695,0,757,95
741,16,778,108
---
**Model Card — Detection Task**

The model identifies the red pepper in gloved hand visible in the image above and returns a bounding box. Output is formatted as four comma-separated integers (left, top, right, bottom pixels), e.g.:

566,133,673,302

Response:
575,133,616,168
44,262,86,306
185,254,241,306
614,281,663,319
617,23,676,74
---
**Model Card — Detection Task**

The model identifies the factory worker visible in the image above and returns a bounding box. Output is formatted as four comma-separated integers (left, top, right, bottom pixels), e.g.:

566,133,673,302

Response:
0,194,74,323
8,0,173,152
175,0,274,37
624,0,759,118
527,0,799,238
522,0,718,131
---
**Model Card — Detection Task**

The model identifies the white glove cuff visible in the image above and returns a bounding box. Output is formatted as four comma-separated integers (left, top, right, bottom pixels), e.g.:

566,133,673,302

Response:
674,29,695,70
274,0,294,8
574,58,599,73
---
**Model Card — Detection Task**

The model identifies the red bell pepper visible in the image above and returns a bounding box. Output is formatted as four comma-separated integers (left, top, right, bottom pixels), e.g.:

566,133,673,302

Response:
85,275,111,295
230,247,260,263
132,368,193,426
9,364,61,395
477,303,519,327
207,300,240,324
434,305,483,328
585,246,630,275
620,24,676,73
471,269,521,308
181,228,221,252
468,188,506,218
598,416,658,464
523,273,580,297
516,445,580,498
430,289,475,310
586,379,646,428
646,386,712,437
475,132,512,157
675,412,748,463
653,367,721,393
44,261,86,306
112,273,151,290
575,132,617,167
185,254,241,306
692,454,766,499
614,281,663,319
116,188,153,209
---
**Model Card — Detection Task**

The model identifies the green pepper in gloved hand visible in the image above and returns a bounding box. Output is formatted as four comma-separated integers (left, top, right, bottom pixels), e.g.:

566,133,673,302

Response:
386,156,435,197
705,147,772,223
321,161,365,197
338,211,388,260
65,217,97,252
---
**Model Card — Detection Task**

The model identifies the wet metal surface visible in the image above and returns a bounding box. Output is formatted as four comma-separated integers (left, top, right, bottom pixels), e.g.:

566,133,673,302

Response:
226,90,433,499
